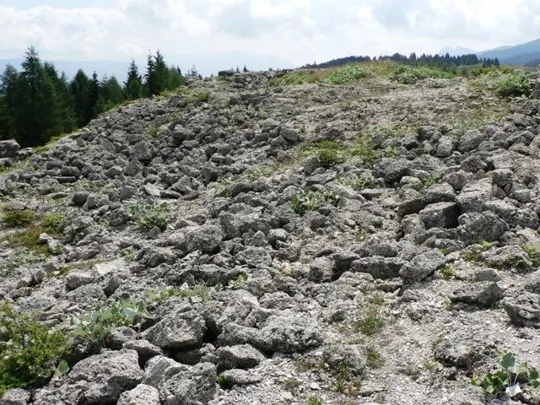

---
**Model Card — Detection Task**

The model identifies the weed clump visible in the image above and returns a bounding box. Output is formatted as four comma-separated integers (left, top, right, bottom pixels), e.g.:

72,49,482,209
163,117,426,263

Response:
325,65,373,84
1,206,34,228
0,301,71,396
129,202,171,232
496,73,531,98
291,189,339,216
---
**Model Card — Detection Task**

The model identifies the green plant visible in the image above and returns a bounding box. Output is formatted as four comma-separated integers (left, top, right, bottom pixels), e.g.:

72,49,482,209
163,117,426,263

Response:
440,264,455,280
291,189,339,216
472,352,540,398
307,396,324,405
146,282,224,304
422,174,441,189
325,65,373,85
213,179,233,197
128,202,171,232
179,92,210,107
366,346,384,368
217,375,231,389
461,241,495,262
71,298,147,346
336,174,379,190
0,251,42,277
382,144,400,158
496,73,531,98
303,140,346,166
521,244,540,267
0,226,50,255
391,65,452,85
354,316,384,336
284,377,301,390
0,301,71,396
351,134,376,165
1,206,34,228
147,126,159,138
42,212,67,234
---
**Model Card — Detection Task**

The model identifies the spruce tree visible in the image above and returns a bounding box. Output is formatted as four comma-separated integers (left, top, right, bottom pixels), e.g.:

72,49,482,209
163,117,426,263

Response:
154,50,168,95
70,69,90,127
11,47,58,146
144,53,158,96
124,60,143,100
86,72,100,122
95,76,125,114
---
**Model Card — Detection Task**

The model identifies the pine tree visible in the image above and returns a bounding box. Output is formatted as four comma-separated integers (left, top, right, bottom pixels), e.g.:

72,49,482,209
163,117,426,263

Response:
11,47,58,146
43,62,76,134
154,50,168,95
86,72,100,122
0,65,18,140
166,65,185,90
70,69,90,127
243,65,248,73
95,76,125,114
124,60,143,100
144,53,158,96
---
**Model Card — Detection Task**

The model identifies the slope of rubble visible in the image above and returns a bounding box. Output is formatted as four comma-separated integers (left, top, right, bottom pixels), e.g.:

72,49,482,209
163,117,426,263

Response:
1,68,540,405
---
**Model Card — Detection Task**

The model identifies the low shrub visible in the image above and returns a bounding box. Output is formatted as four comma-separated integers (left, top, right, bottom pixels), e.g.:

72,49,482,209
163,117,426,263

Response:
496,73,531,98
1,206,34,228
128,202,171,232
291,189,339,216
0,301,71,396
325,65,373,84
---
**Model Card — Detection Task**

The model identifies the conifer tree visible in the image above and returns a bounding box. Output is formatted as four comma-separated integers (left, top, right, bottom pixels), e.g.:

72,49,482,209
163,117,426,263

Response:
70,69,90,127
124,60,143,100
144,53,158,96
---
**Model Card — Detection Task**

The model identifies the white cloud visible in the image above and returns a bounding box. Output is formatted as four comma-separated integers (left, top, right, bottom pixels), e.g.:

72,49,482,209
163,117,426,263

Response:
1,0,540,67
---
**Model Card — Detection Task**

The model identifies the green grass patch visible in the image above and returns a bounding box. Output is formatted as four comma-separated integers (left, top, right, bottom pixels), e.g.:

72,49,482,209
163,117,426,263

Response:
42,212,67,234
179,92,210,107
325,65,373,84
291,189,339,216
128,202,171,232
1,206,34,228
0,226,50,255
302,140,347,166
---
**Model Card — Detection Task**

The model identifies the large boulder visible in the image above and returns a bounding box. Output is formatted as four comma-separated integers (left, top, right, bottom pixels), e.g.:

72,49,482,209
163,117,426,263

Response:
0,139,20,158
117,384,160,405
67,349,143,404
158,362,217,405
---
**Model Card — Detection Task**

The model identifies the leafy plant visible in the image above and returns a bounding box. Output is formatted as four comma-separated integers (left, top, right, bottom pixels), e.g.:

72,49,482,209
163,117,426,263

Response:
179,92,210,107
291,189,339,216
70,298,147,346
307,396,324,405
0,251,41,277
217,375,231,389
0,226,50,255
284,377,301,390
472,352,540,398
0,301,71,396
336,174,379,189
147,126,159,138
354,316,384,336
42,212,67,234
1,206,34,228
391,65,452,84
128,202,171,231
496,73,530,98
212,179,233,197
351,134,376,165
303,140,346,166
440,264,455,280
146,282,224,304
422,174,441,189
325,65,373,85
521,244,540,267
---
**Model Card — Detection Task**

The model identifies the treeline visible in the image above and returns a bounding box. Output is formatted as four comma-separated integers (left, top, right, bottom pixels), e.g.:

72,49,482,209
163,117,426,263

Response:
0,47,188,147
303,53,500,69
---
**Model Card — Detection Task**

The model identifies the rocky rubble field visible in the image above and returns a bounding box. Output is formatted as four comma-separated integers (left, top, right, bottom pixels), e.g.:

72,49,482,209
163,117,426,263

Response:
1,68,540,405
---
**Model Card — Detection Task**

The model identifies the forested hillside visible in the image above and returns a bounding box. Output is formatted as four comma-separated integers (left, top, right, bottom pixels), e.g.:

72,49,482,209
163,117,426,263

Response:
304,52,500,70
0,47,187,147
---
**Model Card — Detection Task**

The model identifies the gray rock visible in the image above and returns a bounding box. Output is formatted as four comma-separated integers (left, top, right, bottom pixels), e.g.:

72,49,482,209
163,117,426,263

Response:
219,369,262,386
0,388,31,405
419,202,460,229
68,349,143,404
132,141,153,162
65,271,95,291
449,282,504,308
169,225,223,255
456,179,492,213
458,129,486,152
280,126,301,142
72,191,90,207
423,182,456,204
399,250,446,283
117,384,160,405
457,212,508,243
323,344,366,374
436,136,457,157
503,292,540,328
0,140,20,158
142,356,185,388
351,257,405,279
216,344,265,371
308,257,334,282
159,362,217,405
434,331,494,369
124,339,163,365
374,158,411,184
254,311,323,353
142,306,206,349
125,159,144,176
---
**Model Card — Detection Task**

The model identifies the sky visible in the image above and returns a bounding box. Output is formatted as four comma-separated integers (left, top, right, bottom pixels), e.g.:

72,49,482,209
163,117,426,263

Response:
1,0,540,67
